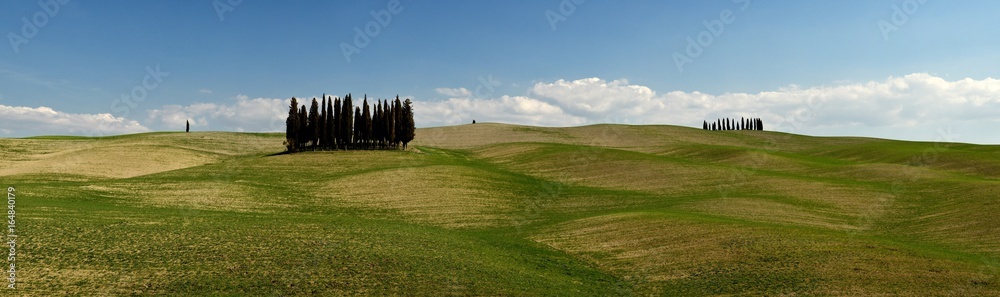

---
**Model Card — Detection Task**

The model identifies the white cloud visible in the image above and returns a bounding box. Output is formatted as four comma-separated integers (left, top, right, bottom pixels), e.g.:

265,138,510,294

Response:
0,104,149,136
418,74,1000,143
145,95,289,132
29,72,979,142
434,87,471,98
529,78,663,119
416,95,586,127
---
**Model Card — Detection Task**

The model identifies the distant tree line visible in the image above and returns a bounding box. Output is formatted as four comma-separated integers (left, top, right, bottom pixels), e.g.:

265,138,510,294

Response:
703,117,763,131
285,94,415,152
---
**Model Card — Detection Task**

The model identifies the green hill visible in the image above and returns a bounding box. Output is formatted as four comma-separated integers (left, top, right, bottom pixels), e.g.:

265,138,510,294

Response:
4,123,999,295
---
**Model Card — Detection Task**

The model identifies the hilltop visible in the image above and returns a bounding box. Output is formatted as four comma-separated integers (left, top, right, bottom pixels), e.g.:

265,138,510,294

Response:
3,123,1000,295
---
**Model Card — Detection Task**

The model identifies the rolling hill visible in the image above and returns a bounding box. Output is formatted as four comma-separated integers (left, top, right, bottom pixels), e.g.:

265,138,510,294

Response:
3,123,999,295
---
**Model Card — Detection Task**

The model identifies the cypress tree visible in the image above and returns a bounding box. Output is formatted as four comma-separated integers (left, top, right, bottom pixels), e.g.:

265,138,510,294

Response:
333,98,341,149
385,99,394,148
298,106,307,149
286,97,299,151
326,97,334,149
353,107,362,148
362,97,372,149
703,121,708,130
342,94,354,149
393,97,403,148
378,100,387,148
186,120,190,133
320,96,327,148
400,98,415,149
309,98,320,148
379,99,384,147
372,100,379,148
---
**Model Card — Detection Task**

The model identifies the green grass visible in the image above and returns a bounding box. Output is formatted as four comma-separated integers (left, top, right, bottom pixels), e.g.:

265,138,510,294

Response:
3,126,1000,296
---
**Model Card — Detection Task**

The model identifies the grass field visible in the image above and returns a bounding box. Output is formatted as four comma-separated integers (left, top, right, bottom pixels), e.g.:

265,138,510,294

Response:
4,123,1000,295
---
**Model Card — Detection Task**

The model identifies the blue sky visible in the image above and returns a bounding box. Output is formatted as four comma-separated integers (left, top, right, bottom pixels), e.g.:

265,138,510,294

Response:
1,0,998,143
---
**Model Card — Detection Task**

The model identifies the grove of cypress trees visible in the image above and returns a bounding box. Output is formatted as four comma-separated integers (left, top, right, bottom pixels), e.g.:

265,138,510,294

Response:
283,93,417,152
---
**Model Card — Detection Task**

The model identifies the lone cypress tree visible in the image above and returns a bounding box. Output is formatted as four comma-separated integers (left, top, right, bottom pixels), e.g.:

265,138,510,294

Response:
186,120,190,133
